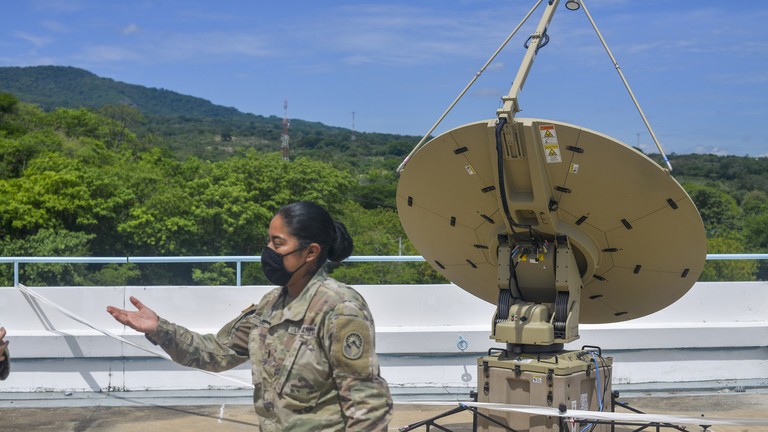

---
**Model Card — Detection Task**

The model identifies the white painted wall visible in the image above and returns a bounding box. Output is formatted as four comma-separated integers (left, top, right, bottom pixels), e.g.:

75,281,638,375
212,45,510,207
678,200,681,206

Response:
0,282,766,393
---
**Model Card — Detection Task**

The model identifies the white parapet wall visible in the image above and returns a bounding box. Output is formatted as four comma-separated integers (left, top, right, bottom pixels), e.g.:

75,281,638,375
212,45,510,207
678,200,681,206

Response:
0,281,766,393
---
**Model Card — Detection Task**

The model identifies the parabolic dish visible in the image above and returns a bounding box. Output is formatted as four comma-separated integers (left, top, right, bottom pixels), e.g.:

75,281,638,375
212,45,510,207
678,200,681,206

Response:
397,118,707,324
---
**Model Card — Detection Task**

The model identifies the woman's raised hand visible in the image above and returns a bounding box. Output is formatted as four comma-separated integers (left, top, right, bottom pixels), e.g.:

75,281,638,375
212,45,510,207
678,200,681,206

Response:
107,296,160,334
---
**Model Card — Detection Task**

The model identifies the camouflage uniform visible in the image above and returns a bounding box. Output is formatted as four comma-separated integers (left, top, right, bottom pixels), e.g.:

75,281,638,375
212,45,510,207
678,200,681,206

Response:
146,269,393,431
0,349,8,381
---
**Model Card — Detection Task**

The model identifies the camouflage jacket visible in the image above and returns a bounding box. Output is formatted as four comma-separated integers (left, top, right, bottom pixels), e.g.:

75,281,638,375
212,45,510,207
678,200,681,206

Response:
146,270,393,431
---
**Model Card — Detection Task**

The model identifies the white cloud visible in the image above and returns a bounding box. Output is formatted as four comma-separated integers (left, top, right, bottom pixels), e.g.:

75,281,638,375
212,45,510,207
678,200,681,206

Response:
73,31,273,66
40,20,70,33
154,32,272,60
122,24,140,35
691,146,731,156
13,31,52,48
472,87,506,98
29,0,85,14
76,45,142,63
292,4,521,67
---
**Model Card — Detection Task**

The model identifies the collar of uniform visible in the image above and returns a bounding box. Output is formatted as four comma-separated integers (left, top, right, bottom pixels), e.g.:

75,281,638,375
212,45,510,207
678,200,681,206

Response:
277,268,327,323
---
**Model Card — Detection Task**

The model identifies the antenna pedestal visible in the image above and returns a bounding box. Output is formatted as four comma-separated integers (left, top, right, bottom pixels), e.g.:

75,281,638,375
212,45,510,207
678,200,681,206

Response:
493,235,581,348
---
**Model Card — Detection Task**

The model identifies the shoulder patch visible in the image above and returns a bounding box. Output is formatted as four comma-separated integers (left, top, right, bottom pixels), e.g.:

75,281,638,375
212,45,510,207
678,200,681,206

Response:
342,331,364,360
331,316,374,375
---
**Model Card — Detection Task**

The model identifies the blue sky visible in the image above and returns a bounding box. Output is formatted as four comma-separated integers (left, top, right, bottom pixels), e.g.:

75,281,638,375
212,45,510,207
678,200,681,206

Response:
3,0,767,156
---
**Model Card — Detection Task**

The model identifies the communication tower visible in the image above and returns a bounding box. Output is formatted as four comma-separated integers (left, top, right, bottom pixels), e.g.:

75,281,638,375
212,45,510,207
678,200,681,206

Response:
351,111,356,142
281,98,290,161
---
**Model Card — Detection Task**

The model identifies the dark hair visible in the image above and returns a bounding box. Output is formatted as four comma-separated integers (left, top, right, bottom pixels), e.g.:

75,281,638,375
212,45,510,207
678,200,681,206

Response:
276,201,353,268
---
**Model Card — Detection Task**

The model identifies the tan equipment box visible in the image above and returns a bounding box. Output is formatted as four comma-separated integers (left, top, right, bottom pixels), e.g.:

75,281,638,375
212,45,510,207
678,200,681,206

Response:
477,352,612,432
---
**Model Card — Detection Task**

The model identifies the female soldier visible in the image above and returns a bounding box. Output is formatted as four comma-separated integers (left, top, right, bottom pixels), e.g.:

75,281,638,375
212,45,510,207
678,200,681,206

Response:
107,201,393,431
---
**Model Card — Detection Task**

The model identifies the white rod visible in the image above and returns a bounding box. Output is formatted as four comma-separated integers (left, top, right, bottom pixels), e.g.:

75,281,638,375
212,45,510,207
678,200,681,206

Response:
397,0,545,173
579,0,673,171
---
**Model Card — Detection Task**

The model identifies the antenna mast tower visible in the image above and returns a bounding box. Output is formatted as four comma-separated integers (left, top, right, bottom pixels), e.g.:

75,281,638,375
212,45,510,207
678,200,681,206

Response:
281,98,290,161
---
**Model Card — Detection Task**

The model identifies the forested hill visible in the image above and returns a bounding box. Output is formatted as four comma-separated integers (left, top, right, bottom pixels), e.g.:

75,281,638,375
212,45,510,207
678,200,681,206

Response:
0,65,248,119
0,65,418,164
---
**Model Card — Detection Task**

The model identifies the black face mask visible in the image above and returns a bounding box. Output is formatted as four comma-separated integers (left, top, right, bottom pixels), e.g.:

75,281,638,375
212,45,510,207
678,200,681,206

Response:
261,246,307,286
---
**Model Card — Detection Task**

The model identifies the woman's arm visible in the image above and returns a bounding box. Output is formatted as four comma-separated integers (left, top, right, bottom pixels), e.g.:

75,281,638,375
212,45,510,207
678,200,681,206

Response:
108,297,252,372
145,312,252,372
325,302,393,431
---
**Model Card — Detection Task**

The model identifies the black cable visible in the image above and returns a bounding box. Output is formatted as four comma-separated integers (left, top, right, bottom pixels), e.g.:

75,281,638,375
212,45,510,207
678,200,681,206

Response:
553,291,568,338
495,117,530,231
600,354,611,403
524,30,550,54
494,118,549,246
507,243,524,301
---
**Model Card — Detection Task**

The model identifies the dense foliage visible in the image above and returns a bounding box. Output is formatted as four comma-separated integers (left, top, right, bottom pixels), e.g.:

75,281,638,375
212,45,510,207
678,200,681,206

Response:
649,154,768,281
0,93,441,286
0,66,414,209
1,66,766,285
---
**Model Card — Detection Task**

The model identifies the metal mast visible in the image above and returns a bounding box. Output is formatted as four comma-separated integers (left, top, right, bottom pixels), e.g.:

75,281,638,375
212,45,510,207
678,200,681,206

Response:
281,98,290,161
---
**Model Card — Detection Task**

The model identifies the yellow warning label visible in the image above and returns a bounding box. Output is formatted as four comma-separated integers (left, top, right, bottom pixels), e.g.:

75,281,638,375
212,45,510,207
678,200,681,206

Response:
546,147,562,163
540,124,561,163
539,125,558,143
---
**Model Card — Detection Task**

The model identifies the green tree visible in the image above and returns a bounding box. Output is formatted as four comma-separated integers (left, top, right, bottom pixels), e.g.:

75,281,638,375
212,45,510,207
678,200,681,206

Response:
684,183,742,236
90,263,141,286
0,92,19,116
99,104,144,150
0,229,94,286
0,92,26,136
182,155,269,256
742,190,768,217
741,190,768,279
192,262,236,285
329,201,447,284
353,167,398,209
110,149,194,257
0,130,64,179
117,183,198,255
0,151,137,241
0,154,96,236
699,235,758,282
48,107,106,140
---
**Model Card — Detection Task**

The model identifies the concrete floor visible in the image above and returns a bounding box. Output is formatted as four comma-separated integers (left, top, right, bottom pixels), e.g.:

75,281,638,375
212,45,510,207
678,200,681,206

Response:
1,391,767,431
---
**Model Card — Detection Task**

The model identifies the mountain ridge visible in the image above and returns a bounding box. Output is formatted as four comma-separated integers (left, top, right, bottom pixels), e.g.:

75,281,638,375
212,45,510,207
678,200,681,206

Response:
0,65,254,120
0,65,419,163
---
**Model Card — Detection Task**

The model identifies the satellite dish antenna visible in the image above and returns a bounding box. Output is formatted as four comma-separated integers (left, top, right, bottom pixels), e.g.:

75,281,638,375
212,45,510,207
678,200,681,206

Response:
396,0,706,430
398,117,706,326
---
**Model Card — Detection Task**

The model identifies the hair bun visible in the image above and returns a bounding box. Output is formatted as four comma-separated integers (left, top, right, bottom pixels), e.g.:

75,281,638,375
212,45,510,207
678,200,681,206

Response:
328,221,354,262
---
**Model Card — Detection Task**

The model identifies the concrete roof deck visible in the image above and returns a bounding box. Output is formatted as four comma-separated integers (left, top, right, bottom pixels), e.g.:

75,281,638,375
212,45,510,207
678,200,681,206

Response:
1,389,767,432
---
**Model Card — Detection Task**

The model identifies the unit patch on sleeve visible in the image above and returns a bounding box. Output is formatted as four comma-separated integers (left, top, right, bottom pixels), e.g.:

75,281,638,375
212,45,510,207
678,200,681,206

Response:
343,332,364,360
331,315,375,375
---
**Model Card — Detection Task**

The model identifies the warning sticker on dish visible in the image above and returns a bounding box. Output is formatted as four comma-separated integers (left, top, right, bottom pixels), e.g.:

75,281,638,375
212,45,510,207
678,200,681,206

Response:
539,124,562,163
